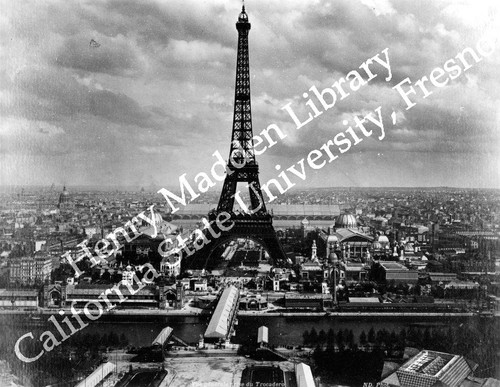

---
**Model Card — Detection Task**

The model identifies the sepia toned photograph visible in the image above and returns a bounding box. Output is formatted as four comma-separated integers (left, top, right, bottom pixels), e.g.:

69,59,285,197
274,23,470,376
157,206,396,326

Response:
0,1,499,386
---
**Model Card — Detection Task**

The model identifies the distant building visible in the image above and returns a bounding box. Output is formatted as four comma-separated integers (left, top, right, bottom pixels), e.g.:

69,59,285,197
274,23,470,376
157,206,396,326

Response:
283,293,332,309
9,255,52,285
160,254,181,277
65,283,159,309
34,240,46,252
239,294,268,311
342,261,368,282
379,262,418,284
0,289,39,309
121,265,135,285
159,282,184,309
57,186,72,210
299,261,326,283
318,214,374,261
170,203,341,222
193,279,208,292
428,272,458,284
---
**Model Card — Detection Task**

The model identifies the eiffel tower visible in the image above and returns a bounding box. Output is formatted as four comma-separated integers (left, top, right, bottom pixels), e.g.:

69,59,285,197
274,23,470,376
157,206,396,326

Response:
201,5,287,267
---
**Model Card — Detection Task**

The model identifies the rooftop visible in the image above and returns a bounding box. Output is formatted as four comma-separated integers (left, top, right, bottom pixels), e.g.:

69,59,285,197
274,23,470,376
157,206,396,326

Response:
393,350,477,387
380,262,408,271
204,285,239,339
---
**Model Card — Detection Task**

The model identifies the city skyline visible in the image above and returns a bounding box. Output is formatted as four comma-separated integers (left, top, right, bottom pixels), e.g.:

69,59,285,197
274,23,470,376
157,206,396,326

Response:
1,0,499,190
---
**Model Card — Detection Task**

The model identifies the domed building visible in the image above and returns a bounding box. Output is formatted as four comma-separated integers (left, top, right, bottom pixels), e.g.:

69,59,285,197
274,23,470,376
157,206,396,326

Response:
300,217,313,238
318,213,373,262
377,234,390,248
57,186,72,209
334,214,358,229
160,252,181,277
328,250,339,264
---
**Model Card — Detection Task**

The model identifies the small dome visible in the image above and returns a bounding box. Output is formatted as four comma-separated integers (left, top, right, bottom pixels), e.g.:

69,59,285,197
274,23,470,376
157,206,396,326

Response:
126,265,132,271
301,217,309,225
378,235,389,243
334,214,357,228
327,235,338,243
328,251,338,264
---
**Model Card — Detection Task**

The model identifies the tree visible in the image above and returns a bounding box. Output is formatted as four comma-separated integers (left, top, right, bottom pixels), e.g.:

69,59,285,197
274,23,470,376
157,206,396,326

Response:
309,328,318,345
318,330,327,346
119,333,129,347
327,328,336,349
368,327,376,343
396,328,407,349
423,328,432,348
101,270,111,282
359,330,367,345
246,279,257,290
91,269,101,282
346,330,354,349
111,271,122,284
336,330,344,350
407,327,419,345
375,330,385,346
302,330,310,346
389,331,397,349
108,332,119,347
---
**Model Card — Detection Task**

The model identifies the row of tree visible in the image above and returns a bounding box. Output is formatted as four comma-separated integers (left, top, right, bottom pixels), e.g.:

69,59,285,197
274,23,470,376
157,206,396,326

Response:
303,326,453,351
305,319,499,379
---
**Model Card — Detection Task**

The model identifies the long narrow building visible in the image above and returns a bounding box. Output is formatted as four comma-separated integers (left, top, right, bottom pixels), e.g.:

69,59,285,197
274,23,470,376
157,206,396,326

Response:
204,285,239,342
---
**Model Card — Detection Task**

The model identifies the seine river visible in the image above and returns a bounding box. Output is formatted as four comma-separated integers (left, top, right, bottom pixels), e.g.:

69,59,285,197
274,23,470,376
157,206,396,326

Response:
1,313,477,348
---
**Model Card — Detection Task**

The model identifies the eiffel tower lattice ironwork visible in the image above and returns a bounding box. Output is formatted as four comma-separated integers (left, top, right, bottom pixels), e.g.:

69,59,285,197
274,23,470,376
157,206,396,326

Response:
203,6,287,266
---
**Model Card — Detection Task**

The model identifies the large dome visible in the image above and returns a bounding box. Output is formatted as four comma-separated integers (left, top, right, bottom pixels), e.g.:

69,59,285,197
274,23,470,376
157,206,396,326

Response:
58,186,71,206
334,214,358,229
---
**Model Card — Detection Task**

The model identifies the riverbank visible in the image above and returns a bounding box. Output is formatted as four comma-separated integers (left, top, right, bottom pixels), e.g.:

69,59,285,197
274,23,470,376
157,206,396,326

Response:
238,310,476,317
0,307,484,319
0,308,202,316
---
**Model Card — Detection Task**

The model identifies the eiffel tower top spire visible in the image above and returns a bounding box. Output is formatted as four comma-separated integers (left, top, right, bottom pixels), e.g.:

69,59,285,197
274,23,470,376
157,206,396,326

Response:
238,4,248,23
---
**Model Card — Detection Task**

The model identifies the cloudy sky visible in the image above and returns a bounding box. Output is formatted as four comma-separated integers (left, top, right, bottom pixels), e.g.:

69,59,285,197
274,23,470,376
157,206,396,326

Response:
0,0,499,190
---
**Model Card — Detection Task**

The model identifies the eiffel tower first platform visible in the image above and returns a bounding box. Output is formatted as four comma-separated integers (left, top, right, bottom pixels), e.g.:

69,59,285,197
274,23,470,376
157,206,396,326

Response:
191,6,288,268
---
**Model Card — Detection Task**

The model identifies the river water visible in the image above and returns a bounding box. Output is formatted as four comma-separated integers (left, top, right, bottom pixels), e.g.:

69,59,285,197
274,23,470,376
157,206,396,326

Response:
1,314,476,347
